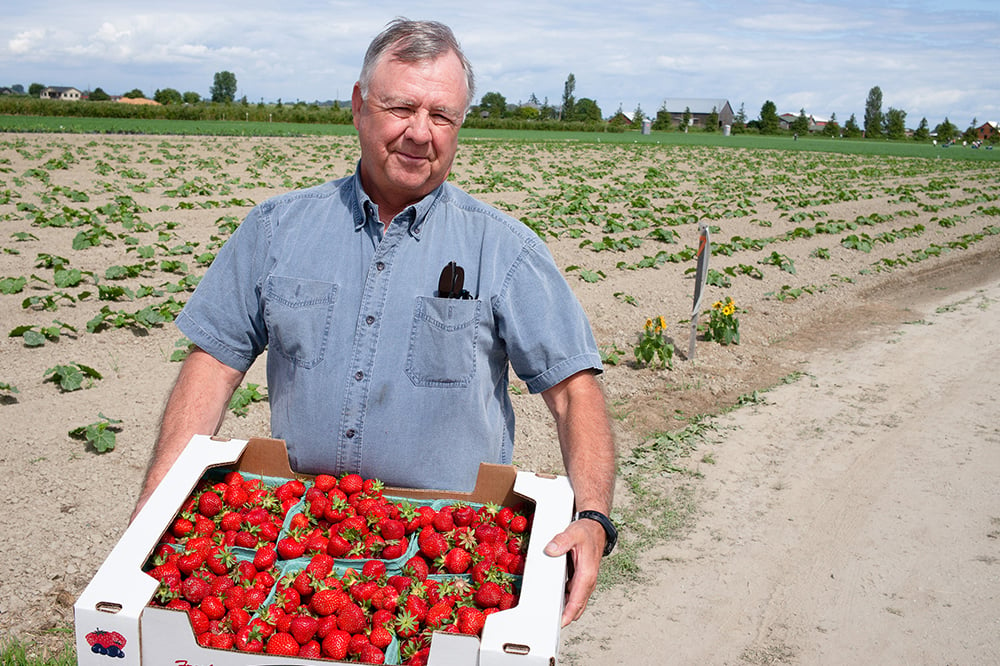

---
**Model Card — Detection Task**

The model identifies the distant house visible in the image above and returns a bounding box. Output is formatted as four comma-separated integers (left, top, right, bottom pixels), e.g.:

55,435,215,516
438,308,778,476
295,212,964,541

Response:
0,87,13,96
780,112,828,133
660,98,734,129
40,86,83,100
977,122,998,141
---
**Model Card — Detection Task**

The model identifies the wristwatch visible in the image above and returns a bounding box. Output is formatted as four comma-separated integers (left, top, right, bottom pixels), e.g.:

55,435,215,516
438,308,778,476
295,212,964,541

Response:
575,510,618,556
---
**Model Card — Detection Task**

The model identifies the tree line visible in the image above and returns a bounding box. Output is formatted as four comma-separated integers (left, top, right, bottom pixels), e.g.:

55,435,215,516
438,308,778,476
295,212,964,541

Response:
5,72,992,143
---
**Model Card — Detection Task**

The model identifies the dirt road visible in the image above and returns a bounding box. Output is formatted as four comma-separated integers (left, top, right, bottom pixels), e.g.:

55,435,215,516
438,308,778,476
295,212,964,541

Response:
563,276,1000,664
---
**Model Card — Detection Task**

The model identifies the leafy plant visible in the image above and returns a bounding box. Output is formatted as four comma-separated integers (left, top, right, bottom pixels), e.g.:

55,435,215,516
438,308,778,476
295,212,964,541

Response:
600,342,626,366
69,413,122,453
170,337,194,362
634,316,674,369
229,383,268,417
44,362,103,392
0,276,27,294
9,320,76,347
0,382,19,398
703,297,740,345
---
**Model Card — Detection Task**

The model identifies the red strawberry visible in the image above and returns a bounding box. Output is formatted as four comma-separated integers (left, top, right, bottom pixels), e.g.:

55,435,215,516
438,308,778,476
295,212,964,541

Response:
200,595,226,620
299,640,322,659
360,643,386,664
197,491,223,518
456,606,486,636
181,576,210,604
277,536,306,560
235,624,264,653
417,528,448,560
443,547,472,574
339,473,363,496
424,600,454,629
170,516,194,539
362,559,387,580
321,629,351,660
265,632,300,656
336,602,368,635
474,581,503,609
253,545,277,571
403,555,429,581
369,624,393,649
289,615,319,645
509,514,528,533
310,588,348,617
187,607,210,635
432,507,455,532
223,483,249,509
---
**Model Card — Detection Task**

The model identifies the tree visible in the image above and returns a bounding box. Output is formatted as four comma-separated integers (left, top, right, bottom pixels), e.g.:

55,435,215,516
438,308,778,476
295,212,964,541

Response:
632,103,645,126
561,73,576,121
210,71,238,103
864,86,884,138
479,91,507,119
681,107,692,131
123,89,145,99
88,87,111,102
183,91,201,104
913,117,930,141
843,113,863,138
934,117,958,142
962,117,979,143
28,82,45,97
790,108,810,135
732,102,747,133
651,102,672,131
758,100,780,135
823,112,840,137
154,88,183,105
11,84,25,94
884,107,907,140
573,98,602,123
705,106,719,132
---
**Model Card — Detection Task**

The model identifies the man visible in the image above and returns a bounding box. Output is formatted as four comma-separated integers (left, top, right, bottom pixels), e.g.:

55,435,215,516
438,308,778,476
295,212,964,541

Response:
136,18,615,626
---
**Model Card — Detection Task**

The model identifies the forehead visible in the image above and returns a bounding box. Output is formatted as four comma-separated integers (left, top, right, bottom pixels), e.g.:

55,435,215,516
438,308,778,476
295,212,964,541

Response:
369,51,468,112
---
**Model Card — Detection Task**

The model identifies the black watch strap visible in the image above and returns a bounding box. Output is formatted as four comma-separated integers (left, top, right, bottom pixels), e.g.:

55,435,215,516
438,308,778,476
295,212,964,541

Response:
575,510,618,556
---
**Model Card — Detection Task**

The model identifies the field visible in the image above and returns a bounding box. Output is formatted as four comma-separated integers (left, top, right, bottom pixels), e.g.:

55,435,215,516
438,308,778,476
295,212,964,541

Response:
1,130,999,663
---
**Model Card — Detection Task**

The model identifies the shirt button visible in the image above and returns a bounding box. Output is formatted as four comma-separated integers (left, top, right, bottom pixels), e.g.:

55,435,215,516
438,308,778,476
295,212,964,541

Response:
376,262,385,271
365,315,375,325
354,371,364,381
345,429,356,438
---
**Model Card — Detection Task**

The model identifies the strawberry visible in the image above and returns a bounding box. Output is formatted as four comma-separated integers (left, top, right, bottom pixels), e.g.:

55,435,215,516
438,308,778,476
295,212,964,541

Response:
321,629,351,660
187,607,210,635
424,600,454,629
369,624,393,649
200,595,226,620
244,585,268,611
443,547,472,574
474,581,503,609
310,588,348,617
235,624,264,653
381,538,407,560
336,602,368,635
277,536,306,560
253,545,277,571
326,533,352,558
289,615,319,645
338,473,364,496
379,518,406,541
509,514,529,533
223,483,249,509
265,632,300,656
456,606,487,636
181,576,210,604
170,516,194,539
306,553,335,580
197,491,223,518
417,528,448,561
403,555,429,581
361,559,387,580
299,639,322,659
432,507,455,532
360,643,386,664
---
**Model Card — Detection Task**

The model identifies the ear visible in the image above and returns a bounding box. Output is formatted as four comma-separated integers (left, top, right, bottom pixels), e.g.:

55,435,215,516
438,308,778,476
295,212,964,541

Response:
351,83,364,131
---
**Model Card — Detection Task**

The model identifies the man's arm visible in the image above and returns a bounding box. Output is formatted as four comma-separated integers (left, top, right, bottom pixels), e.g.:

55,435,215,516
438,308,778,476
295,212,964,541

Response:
540,370,616,627
132,346,246,520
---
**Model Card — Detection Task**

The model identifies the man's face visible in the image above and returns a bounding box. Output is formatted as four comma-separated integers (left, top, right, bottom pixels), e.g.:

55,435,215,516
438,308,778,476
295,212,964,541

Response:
352,50,467,219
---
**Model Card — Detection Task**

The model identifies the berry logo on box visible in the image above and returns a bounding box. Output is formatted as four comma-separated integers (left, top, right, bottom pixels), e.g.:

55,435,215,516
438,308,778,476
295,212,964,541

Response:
85,629,126,658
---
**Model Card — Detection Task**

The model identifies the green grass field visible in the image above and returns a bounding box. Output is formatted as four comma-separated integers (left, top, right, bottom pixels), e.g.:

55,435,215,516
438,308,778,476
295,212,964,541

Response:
1,114,997,162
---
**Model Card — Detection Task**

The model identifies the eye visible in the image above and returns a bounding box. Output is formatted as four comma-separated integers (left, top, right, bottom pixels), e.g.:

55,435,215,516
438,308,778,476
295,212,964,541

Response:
432,113,457,127
389,106,414,119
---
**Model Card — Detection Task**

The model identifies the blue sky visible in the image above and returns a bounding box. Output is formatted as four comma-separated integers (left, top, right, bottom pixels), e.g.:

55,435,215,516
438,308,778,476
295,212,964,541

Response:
2,1,998,128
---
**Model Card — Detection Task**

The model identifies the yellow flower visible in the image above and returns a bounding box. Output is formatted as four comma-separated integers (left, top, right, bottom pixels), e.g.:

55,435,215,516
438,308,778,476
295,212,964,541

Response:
712,300,723,310
722,304,735,316
657,316,666,330
645,318,653,330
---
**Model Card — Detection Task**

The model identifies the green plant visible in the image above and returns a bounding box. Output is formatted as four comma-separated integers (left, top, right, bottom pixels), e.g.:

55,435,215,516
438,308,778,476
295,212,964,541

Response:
703,296,741,345
44,362,103,392
229,383,268,417
599,342,626,366
0,382,19,398
69,413,121,453
633,316,674,369
9,320,76,347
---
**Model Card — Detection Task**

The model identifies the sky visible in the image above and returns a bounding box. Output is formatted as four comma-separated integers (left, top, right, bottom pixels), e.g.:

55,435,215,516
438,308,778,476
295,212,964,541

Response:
2,1,998,129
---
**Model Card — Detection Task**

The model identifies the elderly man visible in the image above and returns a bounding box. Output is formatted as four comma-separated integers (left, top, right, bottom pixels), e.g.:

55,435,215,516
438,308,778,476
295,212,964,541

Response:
136,18,615,626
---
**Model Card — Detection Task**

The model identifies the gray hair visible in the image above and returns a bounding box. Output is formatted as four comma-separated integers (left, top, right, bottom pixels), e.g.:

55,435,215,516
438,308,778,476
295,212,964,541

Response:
358,18,475,111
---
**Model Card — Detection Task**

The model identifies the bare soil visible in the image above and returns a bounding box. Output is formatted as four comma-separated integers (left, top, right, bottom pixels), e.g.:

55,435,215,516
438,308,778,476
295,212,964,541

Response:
0,133,998,663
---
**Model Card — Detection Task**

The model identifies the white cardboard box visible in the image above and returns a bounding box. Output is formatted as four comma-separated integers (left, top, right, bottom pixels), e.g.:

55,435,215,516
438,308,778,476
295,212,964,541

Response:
75,435,574,665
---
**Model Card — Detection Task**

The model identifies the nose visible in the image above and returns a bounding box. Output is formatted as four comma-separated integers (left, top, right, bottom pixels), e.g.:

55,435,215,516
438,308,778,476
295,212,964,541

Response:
404,110,433,144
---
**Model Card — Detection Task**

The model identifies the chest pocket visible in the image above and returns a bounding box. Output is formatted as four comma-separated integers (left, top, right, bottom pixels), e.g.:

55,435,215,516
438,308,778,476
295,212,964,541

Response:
406,296,482,388
264,275,338,369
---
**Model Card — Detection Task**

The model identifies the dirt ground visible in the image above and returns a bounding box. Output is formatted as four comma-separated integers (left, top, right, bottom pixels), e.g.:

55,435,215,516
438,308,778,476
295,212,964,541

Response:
0,133,998,663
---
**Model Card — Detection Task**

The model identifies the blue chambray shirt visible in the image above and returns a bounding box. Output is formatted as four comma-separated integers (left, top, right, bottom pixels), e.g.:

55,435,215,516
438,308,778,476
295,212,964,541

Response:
176,169,602,492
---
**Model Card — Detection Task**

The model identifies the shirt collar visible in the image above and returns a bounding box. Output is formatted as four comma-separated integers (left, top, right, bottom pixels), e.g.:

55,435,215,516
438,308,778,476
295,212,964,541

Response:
351,166,443,238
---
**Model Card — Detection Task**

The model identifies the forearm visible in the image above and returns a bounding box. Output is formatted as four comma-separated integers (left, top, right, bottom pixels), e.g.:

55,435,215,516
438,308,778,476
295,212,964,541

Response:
543,371,616,513
135,347,246,514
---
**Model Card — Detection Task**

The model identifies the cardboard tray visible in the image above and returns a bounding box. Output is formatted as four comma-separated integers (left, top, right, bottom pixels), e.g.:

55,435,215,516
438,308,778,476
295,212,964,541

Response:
75,435,575,665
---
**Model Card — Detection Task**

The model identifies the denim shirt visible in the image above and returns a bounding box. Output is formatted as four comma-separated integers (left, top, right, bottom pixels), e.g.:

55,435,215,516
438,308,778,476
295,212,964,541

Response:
176,170,602,491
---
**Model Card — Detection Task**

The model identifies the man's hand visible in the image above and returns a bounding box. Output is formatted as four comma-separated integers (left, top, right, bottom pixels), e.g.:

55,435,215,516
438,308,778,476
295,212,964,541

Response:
544,515,607,626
